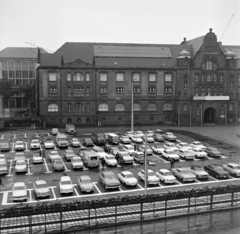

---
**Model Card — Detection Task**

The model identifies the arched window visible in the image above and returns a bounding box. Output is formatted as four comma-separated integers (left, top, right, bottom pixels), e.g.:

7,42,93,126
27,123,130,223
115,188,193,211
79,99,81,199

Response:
67,118,72,123
147,103,157,111
77,118,81,123
163,103,172,111
205,60,217,70
115,103,125,111
133,103,141,111
48,103,58,112
98,103,109,112
73,72,84,81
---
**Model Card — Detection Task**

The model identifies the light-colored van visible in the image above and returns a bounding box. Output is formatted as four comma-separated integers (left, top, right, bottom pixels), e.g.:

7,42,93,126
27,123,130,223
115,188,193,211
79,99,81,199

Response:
108,133,119,145
56,133,69,148
82,150,100,168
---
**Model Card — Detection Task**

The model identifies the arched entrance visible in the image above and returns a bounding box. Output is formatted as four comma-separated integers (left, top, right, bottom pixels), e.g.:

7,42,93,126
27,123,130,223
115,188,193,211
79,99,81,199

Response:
204,107,216,123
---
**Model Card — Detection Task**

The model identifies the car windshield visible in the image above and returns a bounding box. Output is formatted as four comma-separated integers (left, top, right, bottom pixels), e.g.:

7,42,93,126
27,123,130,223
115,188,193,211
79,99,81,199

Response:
155,146,162,148
45,140,52,143
16,142,23,145
185,150,193,154
180,169,190,174
195,142,202,145
73,158,81,162
67,152,75,156
195,149,203,152
168,143,175,147
59,138,67,141
36,183,47,188
32,140,39,143
72,139,79,142
193,167,203,171
181,143,188,146
167,151,175,154
122,136,128,139
16,161,25,165
86,139,92,142
126,146,134,150
51,151,59,155
106,175,116,179
125,174,134,178
54,160,62,164
81,178,92,184
232,165,240,169
33,153,40,157
91,157,98,160
162,172,172,176
148,172,154,176
61,181,71,185
14,186,25,190
106,156,115,160
212,149,220,153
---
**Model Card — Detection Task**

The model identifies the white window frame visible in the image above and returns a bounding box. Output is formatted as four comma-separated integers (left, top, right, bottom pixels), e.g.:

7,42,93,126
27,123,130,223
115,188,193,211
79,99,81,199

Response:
115,103,125,112
48,103,58,112
164,73,172,82
49,73,57,81
149,73,156,82
147,103,157,111
133,73,140,82
163,103,172,111
133,103,141,111
116,73,124,82
99,103,109,112
100,73,107,82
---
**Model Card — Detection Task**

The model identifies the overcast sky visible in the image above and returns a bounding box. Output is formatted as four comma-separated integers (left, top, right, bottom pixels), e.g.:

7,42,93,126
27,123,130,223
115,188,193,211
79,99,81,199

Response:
0,0,239,53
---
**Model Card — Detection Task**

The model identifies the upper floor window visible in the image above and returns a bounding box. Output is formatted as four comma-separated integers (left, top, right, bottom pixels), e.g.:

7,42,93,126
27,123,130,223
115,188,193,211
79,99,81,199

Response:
100,87,107,93
133,73,140,82
164,73,172,82
67,73,71,81
86,103,90,113
147,102,157,111
220,73,223,82
149,73,156,82
207,74,212,81
164,86,172,96
99,103,109,112
207,87,212,96
73,72,84,81
230,81,233,89
100,73,107,82
49,86,57,93
116,73,124,82
149,87,156,94
195,87,199,96
133,86,140,93
201,74,204,81
133,103,141,111
229,104,233,111
195,73,199,82
86,73,90,81
73,87,84,93
213,73,217,81
116,87,124,94
163,103,172,111
184,81,187,89
48,103,58,112
183,104,188,112
205,60,217,70
115,103,125,112
73,103,84,112
49,73,57,81
67,103,71,112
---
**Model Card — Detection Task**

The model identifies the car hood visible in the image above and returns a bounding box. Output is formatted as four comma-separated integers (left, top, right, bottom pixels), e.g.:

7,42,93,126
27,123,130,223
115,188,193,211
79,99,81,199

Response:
195,171,208,176
184,152,195,156
107,158,117,163
73,161,83,165
45,142,53,145
216,170,229,175
163,175,176,180
61,184,72,189
15,164,26,168
125,178,138,183
81,183,94,189
13,190,26,197
123,155,133,160
168,153,179,157
181,173,195,177
148,176,159,181
37,188,50,193
105,178,119,184
0,166,7,170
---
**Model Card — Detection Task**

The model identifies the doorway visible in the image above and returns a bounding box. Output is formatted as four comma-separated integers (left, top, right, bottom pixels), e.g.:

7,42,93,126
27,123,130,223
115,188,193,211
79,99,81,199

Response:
204,107,216,123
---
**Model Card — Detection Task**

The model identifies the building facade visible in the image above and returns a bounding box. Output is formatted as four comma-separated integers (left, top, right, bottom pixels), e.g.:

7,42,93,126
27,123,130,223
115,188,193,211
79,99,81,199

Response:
39,29,240,126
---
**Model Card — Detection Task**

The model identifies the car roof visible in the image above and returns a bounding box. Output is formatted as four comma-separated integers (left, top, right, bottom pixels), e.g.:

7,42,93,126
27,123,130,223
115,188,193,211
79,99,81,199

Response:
72,138,78,140
103,171,115,175
227,163,240,166
192,141,201,143
79,175,91,180
159,169,170,173
50,150,59,153
61,176,71,181
1,142,9,145
16,141,24,143
65,149,74,153
35,180,47,185
14,182,25,186
121,171,132,175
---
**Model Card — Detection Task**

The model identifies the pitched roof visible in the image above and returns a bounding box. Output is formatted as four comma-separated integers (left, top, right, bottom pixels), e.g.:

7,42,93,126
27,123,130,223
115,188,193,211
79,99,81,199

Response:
184,35,205,58
0,47,48,59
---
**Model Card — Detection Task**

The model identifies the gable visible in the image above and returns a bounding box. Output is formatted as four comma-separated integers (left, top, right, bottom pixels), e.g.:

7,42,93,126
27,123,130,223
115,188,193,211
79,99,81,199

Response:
62,59,93,68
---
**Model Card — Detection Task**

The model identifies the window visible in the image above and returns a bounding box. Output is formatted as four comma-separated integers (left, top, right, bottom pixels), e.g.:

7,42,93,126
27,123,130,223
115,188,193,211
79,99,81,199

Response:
219,87,223,96
183,104,188,111
206,61,213,70
195,87,199,96
163,103,172,111
207,87,211,96
49,73,57,81
133,86,140,94
149,73,156,82
220,73,223,82
133,73,140,82
213,73,217,81
115,103,125,111
213,87,218,96
86,87,90,96
22,79,28,85
67,118,72,123
201,74,204,81
86,103,90,113
67,73,71,81
67,103,71,112
165,116,170,121
118,117,122,122
86,73,90,81
116,87,124,94
150,116,154,121
116,73,124,82
100,73,107,81
230,81,233,89
73,72,84,81
164,73,172,82
196,109,200,116
73,87,84,96
51,118,55,123
133,103,141,111
164,86,172,96
86,118,90,123
100,87,107,95
48,103,58,112
207,74,212,81
16,79,22,86
77,118,81,123
49,86,57,93
149,86,156,94
134,116,138,121
147,103,157,111
73,103,84,112
98,103,109,111
195,73,199,82
67,87,71,97
238,87,240,93
184,81,187,89
229,104,233,111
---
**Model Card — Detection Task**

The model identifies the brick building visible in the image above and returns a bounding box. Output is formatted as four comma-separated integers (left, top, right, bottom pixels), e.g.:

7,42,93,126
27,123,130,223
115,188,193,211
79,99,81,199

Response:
39,29,240,126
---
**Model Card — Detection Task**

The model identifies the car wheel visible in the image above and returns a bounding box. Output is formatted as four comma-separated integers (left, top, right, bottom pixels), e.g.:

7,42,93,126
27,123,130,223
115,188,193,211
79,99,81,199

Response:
196,175,200,180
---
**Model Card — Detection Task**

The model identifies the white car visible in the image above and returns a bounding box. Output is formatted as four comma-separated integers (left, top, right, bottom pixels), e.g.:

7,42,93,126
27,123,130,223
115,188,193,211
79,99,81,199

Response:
71,156,84,169
51,128,59,135
70,138,80,147
176,142,192,150
138,169,160,185
48,150,60,162
163,142,178,151
146,130,154,136
152,145,165,154
0,154,6,161
32,152,42,163
134,131,145,138
118,171,138,186
190,141,206,149
142,135,155,143
30,139,41,150
104,154,118,166
192,148,208,159
59,176,74,194
33,180,50,198
189,165,209,179
162,149,180,161
78,175,94,192
139,145,153,155
15,141,25,151
163,132,177,141
131,135,143,143
44,140,55,149
123,144,135,155
15,160,27,173
12,182,27,201
178,149,195,160
156,169,177,184
92,146,108,159
223,163,240,177
120,136,131,144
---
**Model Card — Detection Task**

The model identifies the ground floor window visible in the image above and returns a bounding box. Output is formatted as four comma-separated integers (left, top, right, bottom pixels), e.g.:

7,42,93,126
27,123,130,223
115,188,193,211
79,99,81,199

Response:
238,117,240,123
118,117,122,122
165,116,170,121
229,117,233,123
134,116,138,121
67,118,72,123
77,118,81,123
86,118,90,123
150,116,154,121
101,117,106,122
51,118,55,123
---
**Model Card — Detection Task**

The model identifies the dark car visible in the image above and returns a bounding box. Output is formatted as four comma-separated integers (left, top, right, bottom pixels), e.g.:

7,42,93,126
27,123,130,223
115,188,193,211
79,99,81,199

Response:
204,164,229,179
153,133,164,142
104,144,112,153
1,142,10,152
83,138,94,146
204,147,221,158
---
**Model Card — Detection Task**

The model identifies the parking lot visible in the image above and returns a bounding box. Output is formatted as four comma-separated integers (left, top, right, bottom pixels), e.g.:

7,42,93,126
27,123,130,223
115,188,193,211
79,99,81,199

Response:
0,128,240,207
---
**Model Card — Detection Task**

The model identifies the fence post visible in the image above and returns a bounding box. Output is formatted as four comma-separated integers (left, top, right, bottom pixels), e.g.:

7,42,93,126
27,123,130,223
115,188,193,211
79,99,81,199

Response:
140,202,143,221
210,193,213,210
60,210,62,233
188,196,191,213
165,197,167,217
231,192,234,207
45,213,47,234
29,215,32,234
115,205,117,225
88,208,90,229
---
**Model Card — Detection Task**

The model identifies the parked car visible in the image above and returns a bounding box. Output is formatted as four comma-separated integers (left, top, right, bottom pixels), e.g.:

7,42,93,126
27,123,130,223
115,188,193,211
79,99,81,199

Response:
0,154,6,161
116,151,134,164
92,146,108,159
222,163,240,177
32,152,42,164
48,150,60,162
103,154,118,166
119,135,131,144
104,144,112,153
132,151,144,164
15,141,25,151
123,144,135,155
163,132,177,141
0,160,8,175
51,128,59,135
52,157,64,171
176,142,192,150
152,145,165,154
99,171,120,190
189,165,209,180
162,149,180,161
70,138,81,147
83,138,94,146
78,175,94,193
192,148,208,159
59,176,73,194
178,149,195,160
1,142,10,152
171,168,196,182
190,141,206,149
153,133,164,142
142,135,154,143
44,140,55,149
204,164,229,179
109,146,121,156
71,156,84,170
204,147,221,158
130,135,143,143
33,180,50,198
138,169,160,185
12,182,27,201
64,149,76,161
118,171,138,186
134,131,145,138
30,139,41,150
139,144,153,155
163,142,178,151
15,159,27,173
156,169,177,184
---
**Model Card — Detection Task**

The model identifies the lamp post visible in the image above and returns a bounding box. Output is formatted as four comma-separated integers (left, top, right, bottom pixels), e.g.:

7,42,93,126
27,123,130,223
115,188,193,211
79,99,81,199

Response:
131,81,134,132
144,132,148,195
